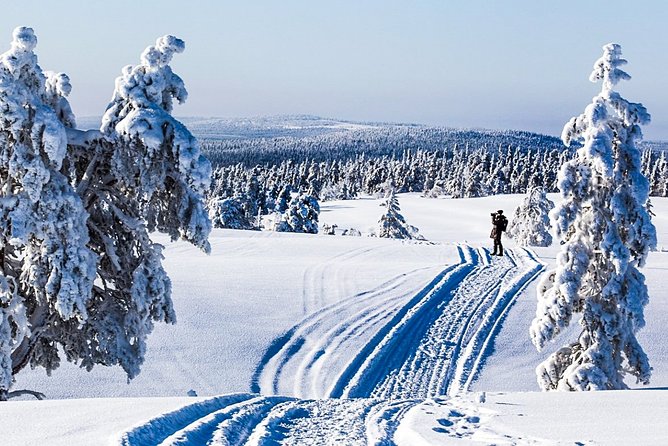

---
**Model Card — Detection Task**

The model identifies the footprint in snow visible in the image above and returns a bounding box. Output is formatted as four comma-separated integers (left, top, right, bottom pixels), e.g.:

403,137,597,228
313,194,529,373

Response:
437,418,454,427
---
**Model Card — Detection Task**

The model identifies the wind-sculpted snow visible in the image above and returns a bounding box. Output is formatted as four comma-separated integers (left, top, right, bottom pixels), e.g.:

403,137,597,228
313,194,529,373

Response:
116,244,543,445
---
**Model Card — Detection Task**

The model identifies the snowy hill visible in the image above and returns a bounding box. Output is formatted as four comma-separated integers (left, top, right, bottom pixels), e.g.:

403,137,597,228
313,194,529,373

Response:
78,115,568,166
4,193,668,444
194,117,566,167
76,115,387,140
179,115,382,140
78,115,668,164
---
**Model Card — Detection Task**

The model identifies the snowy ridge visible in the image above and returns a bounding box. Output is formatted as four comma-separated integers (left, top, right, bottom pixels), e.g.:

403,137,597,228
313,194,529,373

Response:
113,394,548,445
113,394,420,446
114,394,257,445
159,396,293,445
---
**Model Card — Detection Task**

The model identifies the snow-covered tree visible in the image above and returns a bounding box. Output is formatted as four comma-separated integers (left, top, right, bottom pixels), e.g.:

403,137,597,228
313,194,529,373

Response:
507,186,554,247
0,28,211,399
275,185,292,213
76,33,211,382
530,44,655,391
377,191,424,239
0,26,97,400
209,197,253,230
275,194,320,234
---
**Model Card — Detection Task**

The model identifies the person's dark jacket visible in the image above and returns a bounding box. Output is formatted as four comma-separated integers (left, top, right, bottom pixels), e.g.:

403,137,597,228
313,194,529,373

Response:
490,213,508,239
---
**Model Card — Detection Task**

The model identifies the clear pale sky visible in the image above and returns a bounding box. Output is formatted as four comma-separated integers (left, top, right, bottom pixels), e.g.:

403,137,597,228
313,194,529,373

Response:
2,1,667,139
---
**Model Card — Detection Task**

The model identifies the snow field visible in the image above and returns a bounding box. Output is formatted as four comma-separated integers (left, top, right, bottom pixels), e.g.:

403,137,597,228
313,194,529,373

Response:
3,193,668,444
14,225,459,399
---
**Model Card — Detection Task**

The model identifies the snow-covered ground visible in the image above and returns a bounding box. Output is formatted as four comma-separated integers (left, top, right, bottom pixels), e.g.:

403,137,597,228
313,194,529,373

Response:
4,194,668,444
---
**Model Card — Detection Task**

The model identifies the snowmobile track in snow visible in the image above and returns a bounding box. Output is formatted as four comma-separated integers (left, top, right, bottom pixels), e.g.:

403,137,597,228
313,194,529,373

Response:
116,244,544,445
115,394,500,445
254,244,543,399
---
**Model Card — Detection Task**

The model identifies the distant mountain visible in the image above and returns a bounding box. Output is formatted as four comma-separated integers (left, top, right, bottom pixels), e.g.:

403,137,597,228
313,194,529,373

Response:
76,116,102,130
640,140,668,152
175,115,396,140
76,114,393,139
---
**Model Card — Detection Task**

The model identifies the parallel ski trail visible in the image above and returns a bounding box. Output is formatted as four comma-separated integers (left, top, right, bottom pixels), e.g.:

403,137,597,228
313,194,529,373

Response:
117,244,544,446
252,261,443,397
447,247,544,395
339,246,541,399
301,247,375,315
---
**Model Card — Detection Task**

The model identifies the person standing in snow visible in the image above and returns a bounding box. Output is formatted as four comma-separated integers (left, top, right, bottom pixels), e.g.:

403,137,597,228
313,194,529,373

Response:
490,210,508,256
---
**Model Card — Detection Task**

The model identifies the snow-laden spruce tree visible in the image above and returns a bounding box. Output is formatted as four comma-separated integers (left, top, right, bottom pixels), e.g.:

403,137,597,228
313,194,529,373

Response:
507,186,554,247
73,34,211,382
0,28,211,399
0,27,97,400
530,44,655,391
377,191,423,239
275,194,320,233
209,197,253,230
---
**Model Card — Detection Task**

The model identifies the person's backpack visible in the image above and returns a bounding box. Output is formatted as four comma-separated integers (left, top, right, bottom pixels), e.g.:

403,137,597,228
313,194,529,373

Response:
499,215,508,232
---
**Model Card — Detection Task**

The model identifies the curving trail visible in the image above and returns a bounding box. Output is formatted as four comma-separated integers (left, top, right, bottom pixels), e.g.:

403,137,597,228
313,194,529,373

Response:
251,260,445,398
116,245,544,446
344,246,544,399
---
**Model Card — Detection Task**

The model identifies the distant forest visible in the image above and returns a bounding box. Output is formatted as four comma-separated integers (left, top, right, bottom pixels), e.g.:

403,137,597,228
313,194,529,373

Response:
201,126,565,167
203,126,668,206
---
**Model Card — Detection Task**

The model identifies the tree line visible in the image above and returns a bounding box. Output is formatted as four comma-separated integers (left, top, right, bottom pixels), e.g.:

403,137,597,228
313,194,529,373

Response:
207,142,668,226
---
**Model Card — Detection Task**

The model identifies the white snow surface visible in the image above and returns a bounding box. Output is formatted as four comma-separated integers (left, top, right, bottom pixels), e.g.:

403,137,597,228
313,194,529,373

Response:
3,193,668,445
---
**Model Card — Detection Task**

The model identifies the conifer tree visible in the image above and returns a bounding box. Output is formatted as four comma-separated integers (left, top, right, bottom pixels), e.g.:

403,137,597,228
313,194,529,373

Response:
0,29,211,398
0,27,96,400
209,197,253,230
377,191,423,239
275,194,320,234
507,187,554,247
530,44,655,391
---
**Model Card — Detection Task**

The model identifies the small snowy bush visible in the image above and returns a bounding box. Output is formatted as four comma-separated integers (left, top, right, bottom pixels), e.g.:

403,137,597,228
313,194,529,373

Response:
342,228,362,237
322,223,337,235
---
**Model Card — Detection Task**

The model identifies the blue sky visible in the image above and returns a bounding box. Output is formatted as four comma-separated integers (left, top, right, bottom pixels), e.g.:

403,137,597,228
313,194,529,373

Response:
2,1,667,138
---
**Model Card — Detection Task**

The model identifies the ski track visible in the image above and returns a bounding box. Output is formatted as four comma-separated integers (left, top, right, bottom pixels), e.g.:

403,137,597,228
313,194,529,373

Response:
117,244,544,445
252,262,439,397
301,247,375,315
